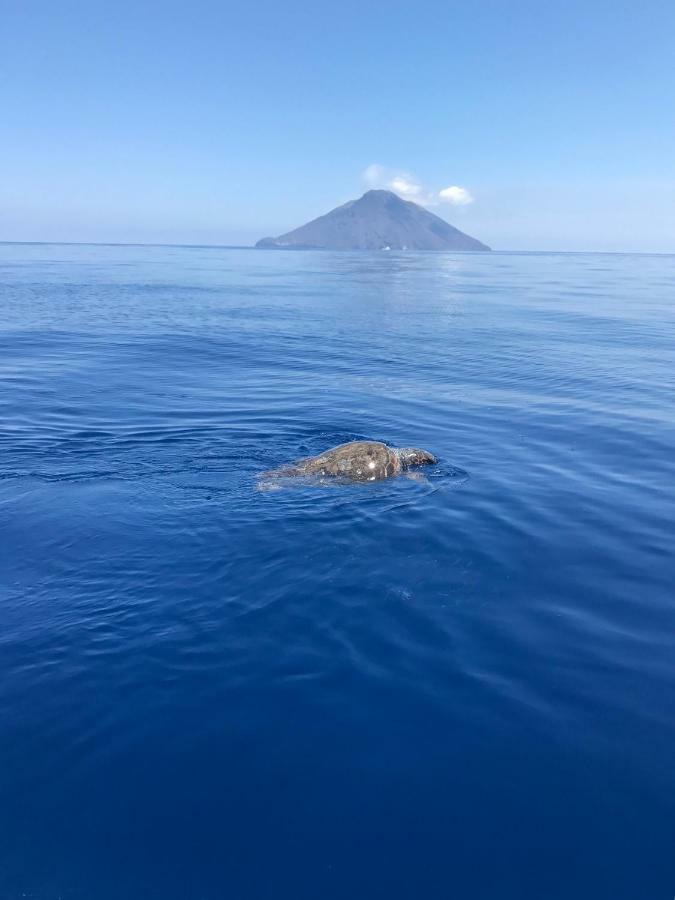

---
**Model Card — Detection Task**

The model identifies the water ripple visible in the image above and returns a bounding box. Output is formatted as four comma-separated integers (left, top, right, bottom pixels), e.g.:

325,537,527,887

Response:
1,244,675,899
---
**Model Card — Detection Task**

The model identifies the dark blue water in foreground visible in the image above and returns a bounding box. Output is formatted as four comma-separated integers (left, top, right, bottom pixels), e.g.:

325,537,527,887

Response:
1,244,674,899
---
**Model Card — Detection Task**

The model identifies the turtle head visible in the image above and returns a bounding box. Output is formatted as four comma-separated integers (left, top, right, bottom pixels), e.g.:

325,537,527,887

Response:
396,447,437,469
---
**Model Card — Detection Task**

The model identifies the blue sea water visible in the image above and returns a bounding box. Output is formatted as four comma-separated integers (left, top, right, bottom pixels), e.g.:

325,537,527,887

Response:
1,242,674,899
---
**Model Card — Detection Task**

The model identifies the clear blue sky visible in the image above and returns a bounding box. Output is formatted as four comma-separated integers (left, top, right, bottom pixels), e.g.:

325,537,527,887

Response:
2,0,674,250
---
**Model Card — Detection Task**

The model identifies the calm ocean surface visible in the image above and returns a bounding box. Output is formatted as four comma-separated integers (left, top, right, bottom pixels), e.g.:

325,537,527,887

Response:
1,243,674,899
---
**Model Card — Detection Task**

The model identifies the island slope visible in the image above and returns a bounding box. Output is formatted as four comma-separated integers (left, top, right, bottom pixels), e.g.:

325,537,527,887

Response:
256,189,490,251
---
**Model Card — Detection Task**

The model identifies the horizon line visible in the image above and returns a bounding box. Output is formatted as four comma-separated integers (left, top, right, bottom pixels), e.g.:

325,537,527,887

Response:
1,240,674,256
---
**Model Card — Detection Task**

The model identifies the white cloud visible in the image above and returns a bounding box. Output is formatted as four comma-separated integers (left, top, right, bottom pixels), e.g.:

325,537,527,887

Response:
362,163,386,188
389,176,422,199
361,166,476,208
361,164,426,202
438,185,474,206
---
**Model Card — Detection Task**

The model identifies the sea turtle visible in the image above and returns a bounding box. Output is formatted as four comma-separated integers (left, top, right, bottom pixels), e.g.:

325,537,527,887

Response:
260,440,437,482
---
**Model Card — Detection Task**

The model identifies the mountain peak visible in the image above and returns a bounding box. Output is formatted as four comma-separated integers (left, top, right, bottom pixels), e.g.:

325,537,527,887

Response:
256,191,490,251
360,189,398,199
358,189,408,205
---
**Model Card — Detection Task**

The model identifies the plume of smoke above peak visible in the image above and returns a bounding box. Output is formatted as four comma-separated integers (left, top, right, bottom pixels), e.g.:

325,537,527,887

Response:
362,165,424,200
361,165,474,207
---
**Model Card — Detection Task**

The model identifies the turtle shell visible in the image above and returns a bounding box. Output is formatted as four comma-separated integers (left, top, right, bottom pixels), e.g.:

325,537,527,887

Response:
302,441,401,481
